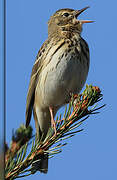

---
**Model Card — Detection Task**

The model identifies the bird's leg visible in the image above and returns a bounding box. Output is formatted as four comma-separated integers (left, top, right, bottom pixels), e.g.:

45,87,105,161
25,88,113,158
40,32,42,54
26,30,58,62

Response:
49,106,57,135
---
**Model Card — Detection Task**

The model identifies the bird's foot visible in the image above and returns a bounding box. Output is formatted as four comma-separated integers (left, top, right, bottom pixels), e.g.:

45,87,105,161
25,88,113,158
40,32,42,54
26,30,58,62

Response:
69,92,79,100
57,119,64,123
51,119,57,135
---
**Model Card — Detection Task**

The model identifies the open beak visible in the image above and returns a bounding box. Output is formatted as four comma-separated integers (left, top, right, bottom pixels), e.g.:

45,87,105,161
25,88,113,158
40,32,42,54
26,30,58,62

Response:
80,20,94,24
75,6,94,24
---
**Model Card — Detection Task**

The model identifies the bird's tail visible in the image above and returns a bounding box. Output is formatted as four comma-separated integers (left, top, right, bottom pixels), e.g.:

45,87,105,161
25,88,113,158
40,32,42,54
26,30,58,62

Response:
32,153,48,173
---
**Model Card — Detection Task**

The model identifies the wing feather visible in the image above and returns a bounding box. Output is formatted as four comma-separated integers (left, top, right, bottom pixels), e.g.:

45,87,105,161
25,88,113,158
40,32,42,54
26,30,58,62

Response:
25,59,39,127
25,38,65,127
25,40,48,127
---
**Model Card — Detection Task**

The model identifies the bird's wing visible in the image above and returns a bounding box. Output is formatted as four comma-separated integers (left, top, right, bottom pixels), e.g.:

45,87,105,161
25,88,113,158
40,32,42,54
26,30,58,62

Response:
25,40,48,127
25,38,65,127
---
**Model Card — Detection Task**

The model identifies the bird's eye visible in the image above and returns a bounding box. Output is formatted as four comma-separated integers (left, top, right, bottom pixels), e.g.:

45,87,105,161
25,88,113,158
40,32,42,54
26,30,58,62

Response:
63,12,70,17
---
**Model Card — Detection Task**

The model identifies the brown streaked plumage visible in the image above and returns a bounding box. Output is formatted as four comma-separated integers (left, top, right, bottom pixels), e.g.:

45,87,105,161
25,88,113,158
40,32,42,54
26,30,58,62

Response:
26,7,93,173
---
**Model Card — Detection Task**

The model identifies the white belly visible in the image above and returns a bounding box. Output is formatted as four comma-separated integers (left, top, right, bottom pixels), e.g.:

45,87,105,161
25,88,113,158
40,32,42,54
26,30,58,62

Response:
36,47,89,107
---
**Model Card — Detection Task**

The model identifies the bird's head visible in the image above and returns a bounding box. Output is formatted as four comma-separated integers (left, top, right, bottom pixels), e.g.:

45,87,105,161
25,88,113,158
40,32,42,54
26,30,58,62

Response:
48,7,93,37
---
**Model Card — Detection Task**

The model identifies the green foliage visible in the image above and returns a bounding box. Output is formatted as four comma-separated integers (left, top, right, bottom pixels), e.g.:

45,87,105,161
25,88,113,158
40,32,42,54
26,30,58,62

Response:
5,85,105,180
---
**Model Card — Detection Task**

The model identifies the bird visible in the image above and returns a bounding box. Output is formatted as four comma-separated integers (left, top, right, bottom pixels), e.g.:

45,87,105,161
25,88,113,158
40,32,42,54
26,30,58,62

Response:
25,6,93,173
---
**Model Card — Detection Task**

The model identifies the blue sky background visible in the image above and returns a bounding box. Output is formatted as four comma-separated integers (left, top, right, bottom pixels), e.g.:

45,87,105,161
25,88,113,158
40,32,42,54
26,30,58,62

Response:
4,0,117,179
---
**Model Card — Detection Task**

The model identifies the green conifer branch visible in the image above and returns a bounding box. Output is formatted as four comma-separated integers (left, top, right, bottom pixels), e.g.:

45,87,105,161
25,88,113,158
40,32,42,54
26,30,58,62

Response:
5,84,105,179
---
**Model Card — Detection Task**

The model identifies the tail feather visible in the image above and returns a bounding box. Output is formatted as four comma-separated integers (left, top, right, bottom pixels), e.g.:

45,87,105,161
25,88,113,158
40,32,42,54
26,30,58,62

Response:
32,153,48,174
